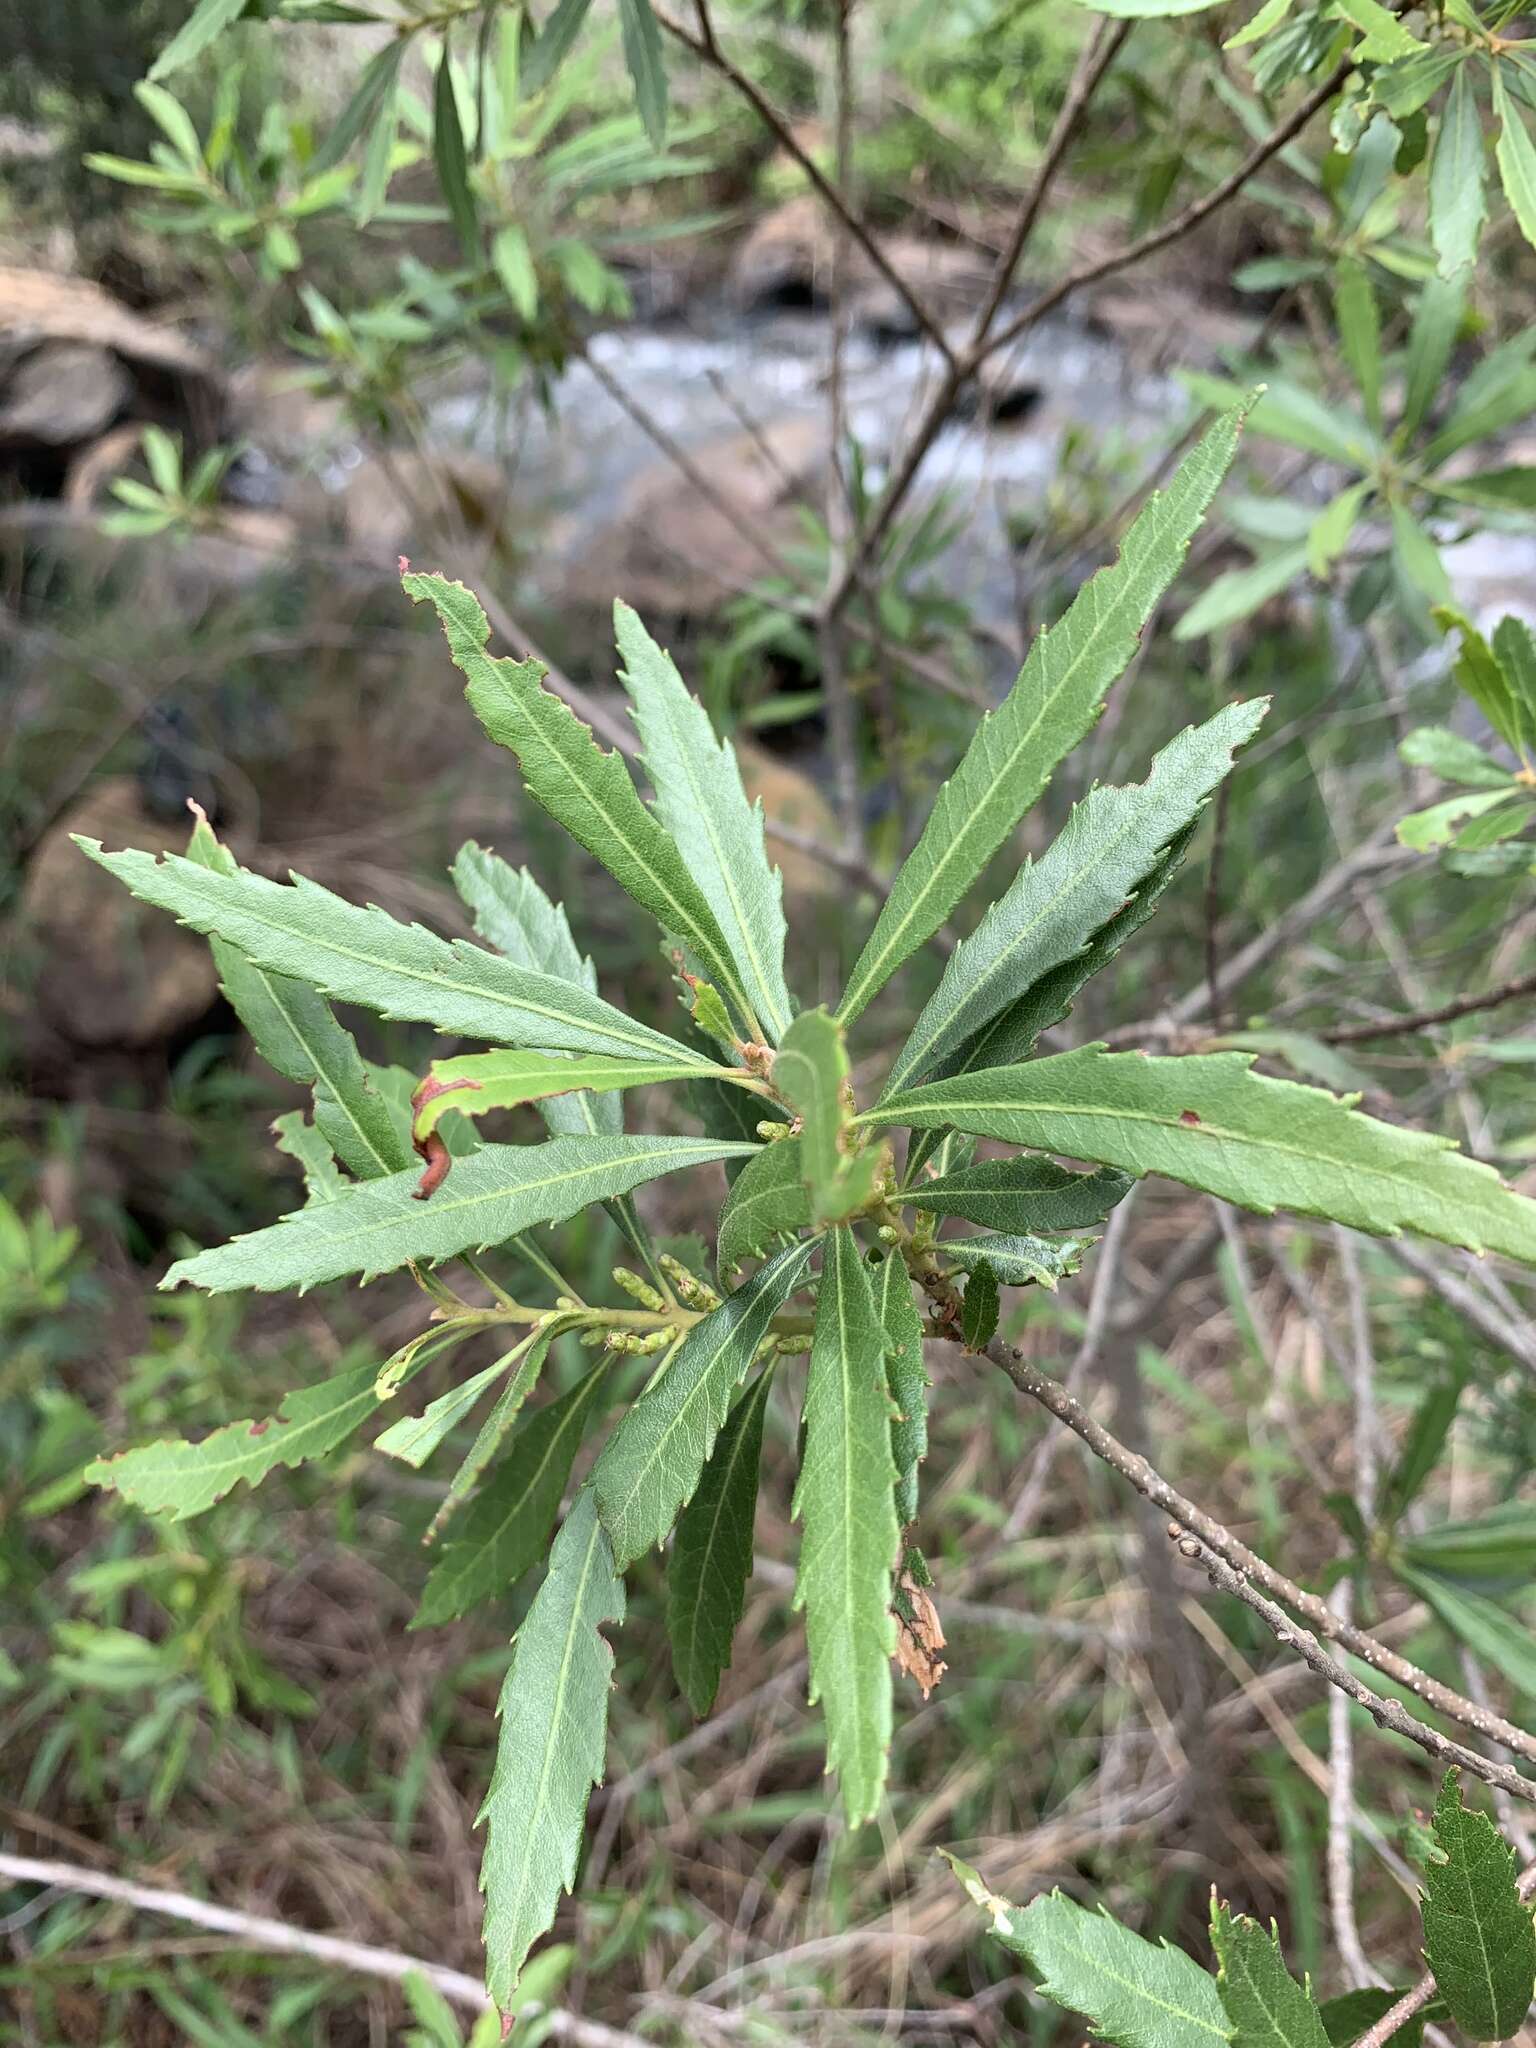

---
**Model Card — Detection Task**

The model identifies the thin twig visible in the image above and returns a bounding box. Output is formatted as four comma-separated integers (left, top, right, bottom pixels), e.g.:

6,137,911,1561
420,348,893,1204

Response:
653,0,957,366
0,1853,643,2046
1387,1239,1536,1382
967,17,1132,343
825,57,1348,615
818,0,864,856
1184,1541,1536,1808
984,1340,1536,1781
1322,968,1536,1043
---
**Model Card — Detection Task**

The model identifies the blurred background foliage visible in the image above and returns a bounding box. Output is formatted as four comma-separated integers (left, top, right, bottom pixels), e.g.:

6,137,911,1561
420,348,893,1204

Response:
2,0,1536,2040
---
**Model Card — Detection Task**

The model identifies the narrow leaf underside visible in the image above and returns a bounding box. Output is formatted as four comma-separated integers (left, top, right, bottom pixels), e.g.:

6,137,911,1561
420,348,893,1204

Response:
870,1046,1536,1263
615,600,792,1041
79,840,707,1066
666,1367,775,1715
164,1136,757,1293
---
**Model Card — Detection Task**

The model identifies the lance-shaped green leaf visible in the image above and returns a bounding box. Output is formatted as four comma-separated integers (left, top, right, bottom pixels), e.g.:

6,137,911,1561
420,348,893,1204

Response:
1495,69,1536,259
416,1360,612,1626
793,1226,898,1827
1436,606,1530,757
376,1357,513,1471
907,1157,1132,1234
1400,1501,1536,1586
1402,273,1466,440
960,1262,1000,1349
875,1250,928,1526
1421,1767,1536,2041
271,1111,348,1204
164,1136,756,1295
1400,727,1514,790
1211,1899,1329,2047
1430,65,1488,277
79,839,708,1067
617,0,667,143
943,1854,1229,2048
941,1233,1086,1290
775,1008,884,1224
412,1048,747,1147
1398,1568,1536,1698
837,406,1247,1025
885,702,1266,1095
950,826,1196,1087
85,1359,379,1521
454,841,595,986
666,1366,774,1715
718,1137,812,1274
479,1487,624,2011
406,572,753,1030
594,1238,817,1565
1492,615,1536,755
148,0,247,80
186,814,409,1182
865,1045,1536,1263
614,602,791,1043
1399,789,1523,852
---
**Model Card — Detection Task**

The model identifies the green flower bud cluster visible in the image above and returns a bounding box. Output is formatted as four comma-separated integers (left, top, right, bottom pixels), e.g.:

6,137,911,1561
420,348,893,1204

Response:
658,1252,720,1312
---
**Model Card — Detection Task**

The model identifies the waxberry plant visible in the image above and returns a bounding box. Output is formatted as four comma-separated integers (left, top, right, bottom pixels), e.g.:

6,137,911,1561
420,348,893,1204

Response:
80,404,1536,2017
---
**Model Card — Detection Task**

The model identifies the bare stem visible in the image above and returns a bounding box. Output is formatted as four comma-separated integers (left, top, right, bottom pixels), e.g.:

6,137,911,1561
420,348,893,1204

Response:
0,1852,644,2047
653,0,957,366
984,1339,1536,1785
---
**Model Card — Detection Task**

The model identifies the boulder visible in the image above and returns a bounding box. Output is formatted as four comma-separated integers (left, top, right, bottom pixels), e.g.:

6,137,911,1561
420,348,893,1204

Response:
559,415,825,618
725,196,987,335
0,341,131,444
21,779,219,1049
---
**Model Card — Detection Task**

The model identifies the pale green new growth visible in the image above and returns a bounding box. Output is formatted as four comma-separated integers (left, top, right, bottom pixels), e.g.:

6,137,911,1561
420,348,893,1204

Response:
775,1008,883,1223
479,1489,624,2011
869,1045,1536,1262
1421,1768,1536,2040
412,1047,745,1145
85,1360,380,1521
837,405,1248,1024
375,1357,512,1469
163,1136,756,1293
793,1227,898,1827
614,601,793,1043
